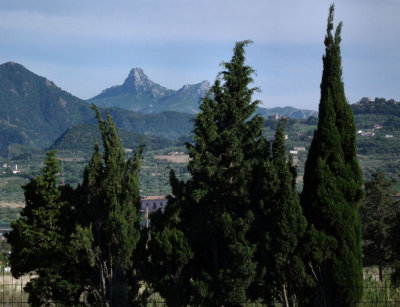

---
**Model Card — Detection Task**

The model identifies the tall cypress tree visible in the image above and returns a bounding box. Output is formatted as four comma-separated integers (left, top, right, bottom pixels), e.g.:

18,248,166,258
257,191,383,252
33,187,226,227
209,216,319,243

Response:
300,5,364,306
249,120,308,306
148,41,263,306
71,106,143,306
360,173,398,281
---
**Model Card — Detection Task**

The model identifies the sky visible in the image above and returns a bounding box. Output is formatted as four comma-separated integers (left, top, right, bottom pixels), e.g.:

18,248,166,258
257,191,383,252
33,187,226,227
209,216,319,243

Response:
0,0,399,110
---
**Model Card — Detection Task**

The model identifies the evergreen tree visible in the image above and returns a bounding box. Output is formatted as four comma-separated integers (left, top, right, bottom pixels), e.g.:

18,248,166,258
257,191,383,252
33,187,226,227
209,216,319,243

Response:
148,41,263,306
71,106,143,306
300,5,364,306
6,151,82,306
360,173,398,281
249,120,308,306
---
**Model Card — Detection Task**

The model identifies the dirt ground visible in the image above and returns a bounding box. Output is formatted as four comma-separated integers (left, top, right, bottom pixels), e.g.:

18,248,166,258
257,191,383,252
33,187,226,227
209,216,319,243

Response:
0,202,24,209
154,155,190,163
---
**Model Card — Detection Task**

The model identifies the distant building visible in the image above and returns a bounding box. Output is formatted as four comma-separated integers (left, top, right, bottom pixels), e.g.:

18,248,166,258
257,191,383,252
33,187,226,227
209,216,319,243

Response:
357,130,375,137
140,195,168,228
374,124,383,130
293,147,306,152
289,150,298,155
268,114,279,120
12,165,20,174
140,195,168,213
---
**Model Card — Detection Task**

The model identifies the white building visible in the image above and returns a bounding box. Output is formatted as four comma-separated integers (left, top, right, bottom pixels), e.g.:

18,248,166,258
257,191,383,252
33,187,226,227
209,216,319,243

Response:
140,195,168,213
140,195,168,228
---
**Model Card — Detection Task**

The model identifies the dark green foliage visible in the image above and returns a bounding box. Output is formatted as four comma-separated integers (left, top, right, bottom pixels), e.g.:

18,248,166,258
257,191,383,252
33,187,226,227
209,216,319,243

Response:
0,61,194,152
100,109,194,140
71,105,143,306
360,173,398,281
50,123,174,153
300,5,364,306
0,62,93,149
249,120,308,306
148,41,262,306
6,151,81,305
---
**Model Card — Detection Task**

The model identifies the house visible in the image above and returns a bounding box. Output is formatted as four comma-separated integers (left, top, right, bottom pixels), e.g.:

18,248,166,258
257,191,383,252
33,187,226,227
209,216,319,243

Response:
140,195,168,213
140,195,168,228
12,165,20,174
268,114,278,120
293,147,306,152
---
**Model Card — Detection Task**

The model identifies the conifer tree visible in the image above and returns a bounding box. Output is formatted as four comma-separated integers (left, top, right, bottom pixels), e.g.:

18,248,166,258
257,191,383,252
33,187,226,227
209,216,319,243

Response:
71,106,143,306
360,173,398,281
249,120,308,306
148,41,263,306
6,151,81,305
300,5,364,306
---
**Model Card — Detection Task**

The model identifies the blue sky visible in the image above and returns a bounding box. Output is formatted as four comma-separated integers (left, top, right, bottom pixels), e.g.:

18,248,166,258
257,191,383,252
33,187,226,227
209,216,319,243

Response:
0,0,399,110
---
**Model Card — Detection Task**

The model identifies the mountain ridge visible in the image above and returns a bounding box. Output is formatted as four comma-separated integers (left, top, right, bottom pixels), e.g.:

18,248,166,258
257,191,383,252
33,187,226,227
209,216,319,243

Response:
89,67,209,114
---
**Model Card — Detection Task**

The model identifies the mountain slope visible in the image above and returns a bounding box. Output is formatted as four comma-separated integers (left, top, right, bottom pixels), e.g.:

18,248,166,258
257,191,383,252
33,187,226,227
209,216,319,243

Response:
50,123,175,153
0,62,93,149
89,68,209,114
0,63,195,153
256,106,318,119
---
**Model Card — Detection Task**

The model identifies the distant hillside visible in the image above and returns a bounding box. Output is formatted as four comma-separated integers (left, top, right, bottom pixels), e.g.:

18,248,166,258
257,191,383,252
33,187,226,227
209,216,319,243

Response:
103,108,193,140
0,62,194,155
89,68,209,114
50,123,175,153
352,97,400,130
0,62,93,149
256,106,318,119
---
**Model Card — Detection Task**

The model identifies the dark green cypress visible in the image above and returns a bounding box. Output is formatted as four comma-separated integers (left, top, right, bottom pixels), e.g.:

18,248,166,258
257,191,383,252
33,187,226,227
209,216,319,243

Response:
360,173,398,281
300,5,364,306
148,41,263,306
6,151,81,305
71,106,143,306
249,120,308,306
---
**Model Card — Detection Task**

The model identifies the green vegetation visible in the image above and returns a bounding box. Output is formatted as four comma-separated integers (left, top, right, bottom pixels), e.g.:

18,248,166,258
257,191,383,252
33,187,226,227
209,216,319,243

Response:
249,120,308,305
6,107,146,305
360,173,399,281
148,40,263,306
2,6,400,306
301,5,364,305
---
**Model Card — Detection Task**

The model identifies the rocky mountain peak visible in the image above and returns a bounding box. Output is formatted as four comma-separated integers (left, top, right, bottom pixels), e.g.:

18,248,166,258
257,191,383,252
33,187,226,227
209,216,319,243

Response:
123,67,154,91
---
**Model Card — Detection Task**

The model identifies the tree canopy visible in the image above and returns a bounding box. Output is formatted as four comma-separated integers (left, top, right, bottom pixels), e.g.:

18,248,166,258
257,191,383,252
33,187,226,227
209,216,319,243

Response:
300,4,364,306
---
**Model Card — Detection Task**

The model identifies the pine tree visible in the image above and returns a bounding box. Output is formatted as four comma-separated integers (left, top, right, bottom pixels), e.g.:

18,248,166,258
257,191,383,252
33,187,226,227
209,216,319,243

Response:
148,41,263,306
360,173,398,281
300,5,364,306
6,151,81,305
249,120,308,306
71,106,143,306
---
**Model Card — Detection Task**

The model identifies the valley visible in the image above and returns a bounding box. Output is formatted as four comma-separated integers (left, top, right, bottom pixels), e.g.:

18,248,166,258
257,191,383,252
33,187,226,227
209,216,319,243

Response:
0,62,400,224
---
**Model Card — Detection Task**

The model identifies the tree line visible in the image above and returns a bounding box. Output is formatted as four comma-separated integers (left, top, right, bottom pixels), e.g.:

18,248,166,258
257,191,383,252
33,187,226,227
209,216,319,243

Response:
6,5,395,306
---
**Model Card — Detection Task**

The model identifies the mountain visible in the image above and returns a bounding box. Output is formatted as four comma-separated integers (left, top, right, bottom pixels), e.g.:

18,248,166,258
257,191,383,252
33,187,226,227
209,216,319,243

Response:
89,68,209,114
0,63,195,154
50,123,175,153
0,62,93,149
97,108,194,140
256,106,318,120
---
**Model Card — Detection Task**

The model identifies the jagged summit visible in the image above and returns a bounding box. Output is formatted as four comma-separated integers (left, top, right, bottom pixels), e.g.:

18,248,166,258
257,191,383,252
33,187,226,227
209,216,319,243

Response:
89,68,210,114
123,68,155,90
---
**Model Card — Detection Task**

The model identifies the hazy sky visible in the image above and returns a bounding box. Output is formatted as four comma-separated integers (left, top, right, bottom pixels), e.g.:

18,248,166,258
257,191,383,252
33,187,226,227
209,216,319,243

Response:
0,0,398,110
